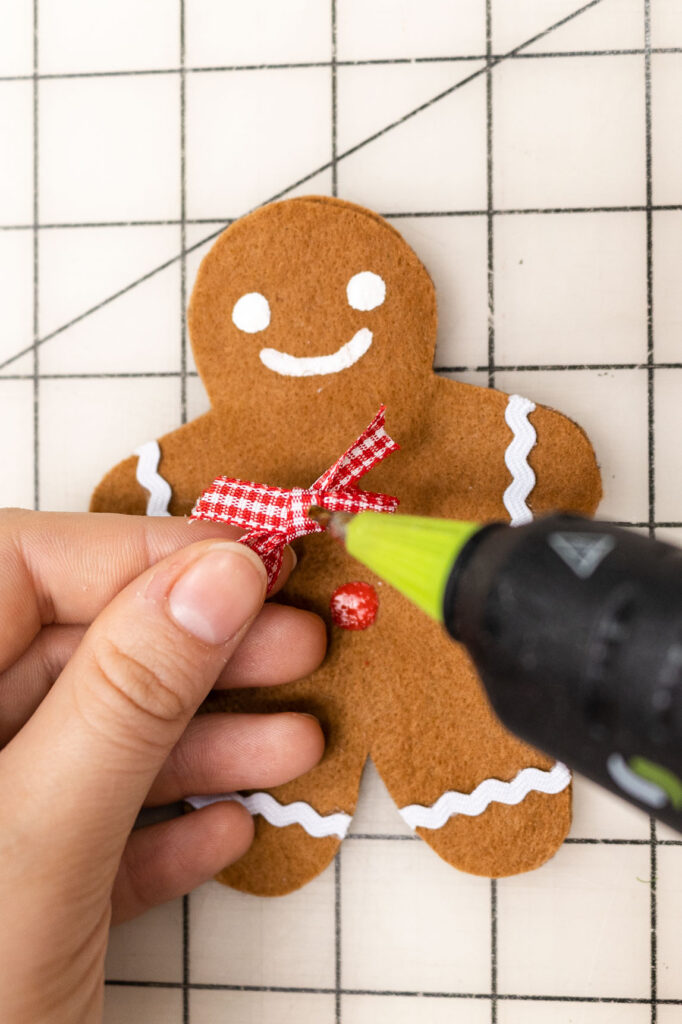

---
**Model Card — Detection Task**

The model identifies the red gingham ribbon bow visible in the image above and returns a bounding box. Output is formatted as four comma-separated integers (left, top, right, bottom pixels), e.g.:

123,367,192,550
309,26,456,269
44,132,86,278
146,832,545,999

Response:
190,406,400,589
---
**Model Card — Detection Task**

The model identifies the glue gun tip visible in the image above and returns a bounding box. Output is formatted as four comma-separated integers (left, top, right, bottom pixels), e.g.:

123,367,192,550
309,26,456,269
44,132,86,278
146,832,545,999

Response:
307,506,352,540
308,505,331,527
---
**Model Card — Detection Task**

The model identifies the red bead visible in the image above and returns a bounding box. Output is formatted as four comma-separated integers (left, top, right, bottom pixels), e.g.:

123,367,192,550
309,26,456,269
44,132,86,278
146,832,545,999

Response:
330,581,379,631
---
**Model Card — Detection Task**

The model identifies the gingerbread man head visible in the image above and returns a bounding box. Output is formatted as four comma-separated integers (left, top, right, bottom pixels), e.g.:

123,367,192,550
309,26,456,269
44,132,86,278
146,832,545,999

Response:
188,198,437,421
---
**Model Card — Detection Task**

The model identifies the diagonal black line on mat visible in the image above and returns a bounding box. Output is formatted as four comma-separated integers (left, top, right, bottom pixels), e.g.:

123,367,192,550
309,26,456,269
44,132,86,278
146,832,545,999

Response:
0,0,606,374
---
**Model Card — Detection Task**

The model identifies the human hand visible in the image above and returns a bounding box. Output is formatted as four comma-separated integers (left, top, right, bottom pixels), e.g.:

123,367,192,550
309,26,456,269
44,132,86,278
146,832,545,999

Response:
0,509,326,1023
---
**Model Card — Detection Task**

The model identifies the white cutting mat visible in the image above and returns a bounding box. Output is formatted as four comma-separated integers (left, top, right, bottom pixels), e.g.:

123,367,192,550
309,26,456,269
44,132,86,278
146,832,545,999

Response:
1,1,681,1022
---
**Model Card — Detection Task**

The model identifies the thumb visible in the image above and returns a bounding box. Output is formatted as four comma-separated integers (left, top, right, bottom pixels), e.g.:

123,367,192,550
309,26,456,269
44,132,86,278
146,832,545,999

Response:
1,539,266,876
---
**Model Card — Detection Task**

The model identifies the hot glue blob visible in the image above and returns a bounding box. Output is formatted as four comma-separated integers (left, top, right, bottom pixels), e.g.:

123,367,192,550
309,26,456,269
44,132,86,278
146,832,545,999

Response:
330,582,379,631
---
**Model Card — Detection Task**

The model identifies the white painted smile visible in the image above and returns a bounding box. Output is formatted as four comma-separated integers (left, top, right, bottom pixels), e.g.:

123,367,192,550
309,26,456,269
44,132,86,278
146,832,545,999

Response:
259,327,373,378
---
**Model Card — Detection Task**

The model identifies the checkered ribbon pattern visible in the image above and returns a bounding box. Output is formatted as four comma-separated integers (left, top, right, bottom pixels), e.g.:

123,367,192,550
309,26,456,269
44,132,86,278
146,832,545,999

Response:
190,406,400,589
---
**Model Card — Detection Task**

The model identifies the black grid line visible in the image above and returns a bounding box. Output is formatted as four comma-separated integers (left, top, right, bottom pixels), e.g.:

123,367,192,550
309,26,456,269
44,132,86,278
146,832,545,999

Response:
4,201,682,231
644,5,659,1022
490,879,498,1024
0,0,608,376
331,0,338,199
343,832,682,845
3,46,682,84
104,978,682,1005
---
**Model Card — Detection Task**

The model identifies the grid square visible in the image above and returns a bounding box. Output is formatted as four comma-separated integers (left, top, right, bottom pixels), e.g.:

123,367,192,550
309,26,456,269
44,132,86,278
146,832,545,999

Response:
0,0,32,78
337,61,485,156
105,898,183,983
343,995,491,1023
496,0,645,55
0,82,33,224
103,985,182,1024
347,759,413,836
185,68,330,219
497,1000,651,1024
40,76,180,223
493,56,645,209
341,837,491,993
190,990,335,1024
185,0,331,66
653,210,682,364
39,0,179,75
185,220,226,378
658,845,682,999
655,369,682,523
38,226,182,374
0,381,34,508
569,773,652,841
658,1009,682,1024
497,844,651,998
189,868,335,988
337,0,485,60
389,214,489,370
651,0,682,48
338,73,487,213
494,368,649,523
494,212,647,366
38,377,181,511
652,54,682,205
0,231,33,368
656,527,682,547
186,373,211,421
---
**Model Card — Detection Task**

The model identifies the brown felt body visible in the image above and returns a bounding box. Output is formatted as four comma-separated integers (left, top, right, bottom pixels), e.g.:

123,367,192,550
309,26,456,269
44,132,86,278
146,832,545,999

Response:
91,196,602,896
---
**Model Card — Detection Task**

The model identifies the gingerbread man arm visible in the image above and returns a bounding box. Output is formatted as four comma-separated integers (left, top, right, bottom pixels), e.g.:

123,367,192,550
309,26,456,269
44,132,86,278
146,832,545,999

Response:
90,412,227,518
90,452,148,516
422,378,602,522
527,402,602,517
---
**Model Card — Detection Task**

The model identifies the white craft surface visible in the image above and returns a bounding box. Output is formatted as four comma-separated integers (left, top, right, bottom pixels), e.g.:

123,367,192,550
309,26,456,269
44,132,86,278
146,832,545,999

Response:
1,2,681,1022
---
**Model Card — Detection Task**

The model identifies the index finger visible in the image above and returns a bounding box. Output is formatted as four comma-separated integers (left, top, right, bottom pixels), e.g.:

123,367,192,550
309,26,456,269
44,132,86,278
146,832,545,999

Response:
0,509,291,671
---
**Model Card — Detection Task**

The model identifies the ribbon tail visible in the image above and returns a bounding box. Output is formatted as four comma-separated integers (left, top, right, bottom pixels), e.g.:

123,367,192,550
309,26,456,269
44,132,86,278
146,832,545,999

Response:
239,530,286,592
314,405,400,491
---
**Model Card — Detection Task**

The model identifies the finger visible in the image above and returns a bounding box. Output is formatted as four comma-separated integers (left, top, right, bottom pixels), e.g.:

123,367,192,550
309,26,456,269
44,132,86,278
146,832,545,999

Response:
1,539,267,879
217,603,326,688
0,510,295,671
146,711,324,805
0,589,317,746
0,625,83,746
112,802,253,923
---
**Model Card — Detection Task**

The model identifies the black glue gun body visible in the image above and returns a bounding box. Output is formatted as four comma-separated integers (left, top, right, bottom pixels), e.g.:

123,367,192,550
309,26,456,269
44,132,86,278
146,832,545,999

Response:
446,515,682,832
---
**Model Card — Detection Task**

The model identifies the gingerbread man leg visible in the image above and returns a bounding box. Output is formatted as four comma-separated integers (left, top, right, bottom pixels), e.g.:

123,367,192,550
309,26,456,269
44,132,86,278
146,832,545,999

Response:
200,656,370,896
369,590,571,877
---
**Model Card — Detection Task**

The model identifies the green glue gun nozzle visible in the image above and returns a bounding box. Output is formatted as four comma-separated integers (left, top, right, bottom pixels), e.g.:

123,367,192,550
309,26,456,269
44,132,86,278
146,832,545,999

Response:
340,511,480,623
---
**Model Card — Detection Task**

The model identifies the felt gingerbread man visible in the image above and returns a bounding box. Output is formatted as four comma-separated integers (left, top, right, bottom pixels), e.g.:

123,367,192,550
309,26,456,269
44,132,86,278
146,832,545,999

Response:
92,197,602,896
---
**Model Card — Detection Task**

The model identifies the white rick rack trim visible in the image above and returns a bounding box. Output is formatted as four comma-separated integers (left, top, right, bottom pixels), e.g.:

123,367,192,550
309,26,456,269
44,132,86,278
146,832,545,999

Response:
134,440,172,516
399,762,572,830
185,791,352,840
503,394,537,526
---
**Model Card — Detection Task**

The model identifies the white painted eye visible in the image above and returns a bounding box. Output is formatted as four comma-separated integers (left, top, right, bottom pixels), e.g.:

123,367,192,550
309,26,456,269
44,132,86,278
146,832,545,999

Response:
232,292,271,333
346,271,386,312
